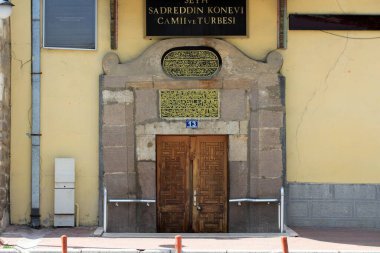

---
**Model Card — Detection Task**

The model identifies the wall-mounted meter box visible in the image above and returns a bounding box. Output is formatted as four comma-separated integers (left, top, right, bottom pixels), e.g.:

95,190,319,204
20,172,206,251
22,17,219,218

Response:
54,158,75,227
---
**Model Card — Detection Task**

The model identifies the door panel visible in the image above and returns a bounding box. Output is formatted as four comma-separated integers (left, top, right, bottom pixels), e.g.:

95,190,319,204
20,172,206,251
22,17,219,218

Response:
157,136,191,232
157,135,228,233
193,136,228,233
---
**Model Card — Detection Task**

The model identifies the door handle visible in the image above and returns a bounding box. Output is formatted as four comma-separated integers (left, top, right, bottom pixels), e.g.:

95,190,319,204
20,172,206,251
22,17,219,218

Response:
196,205,202,211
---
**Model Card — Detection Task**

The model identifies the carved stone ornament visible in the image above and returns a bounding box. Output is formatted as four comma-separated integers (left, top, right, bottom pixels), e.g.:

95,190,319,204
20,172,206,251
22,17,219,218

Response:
161,47,222,79
159,89,219,119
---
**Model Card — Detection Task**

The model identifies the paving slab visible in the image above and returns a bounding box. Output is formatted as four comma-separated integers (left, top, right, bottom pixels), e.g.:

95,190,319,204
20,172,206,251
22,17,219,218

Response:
1,226,380,253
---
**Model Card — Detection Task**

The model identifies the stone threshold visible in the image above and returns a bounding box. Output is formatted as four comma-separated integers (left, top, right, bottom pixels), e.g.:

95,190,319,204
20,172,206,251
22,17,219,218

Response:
100,226,298,238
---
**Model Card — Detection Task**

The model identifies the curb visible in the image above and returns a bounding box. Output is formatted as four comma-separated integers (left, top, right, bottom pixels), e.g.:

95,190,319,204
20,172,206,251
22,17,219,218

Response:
2,249,380,253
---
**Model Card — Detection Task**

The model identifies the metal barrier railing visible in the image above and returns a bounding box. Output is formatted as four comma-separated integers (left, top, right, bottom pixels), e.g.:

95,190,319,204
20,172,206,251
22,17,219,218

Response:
103,188,155,233
103,187,285,233
229,187,285,233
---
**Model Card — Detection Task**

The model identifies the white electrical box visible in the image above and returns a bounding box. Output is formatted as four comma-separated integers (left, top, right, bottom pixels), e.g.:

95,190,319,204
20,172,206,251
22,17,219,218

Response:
55,158,75,183
54,189,75,213
54,158,75,227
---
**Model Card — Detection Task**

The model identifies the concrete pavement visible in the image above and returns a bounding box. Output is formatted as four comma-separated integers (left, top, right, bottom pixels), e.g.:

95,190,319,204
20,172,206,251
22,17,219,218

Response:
1,225,380,253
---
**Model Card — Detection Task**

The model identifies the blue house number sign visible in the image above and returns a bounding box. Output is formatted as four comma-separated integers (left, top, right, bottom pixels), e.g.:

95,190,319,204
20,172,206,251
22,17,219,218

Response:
186,120,199,129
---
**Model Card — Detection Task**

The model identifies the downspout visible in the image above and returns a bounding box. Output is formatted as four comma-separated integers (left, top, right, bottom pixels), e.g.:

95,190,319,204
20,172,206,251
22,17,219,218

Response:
30,0,41,228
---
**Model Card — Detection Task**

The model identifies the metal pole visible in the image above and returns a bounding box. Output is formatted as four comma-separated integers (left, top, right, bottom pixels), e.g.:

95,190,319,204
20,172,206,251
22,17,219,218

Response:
108,199,155,203
281,187,285,233
31,0,41,228
281,236,289,253
175,235,182,253
61,235,68,253
103,187,107,233
229,198,279,203
278,203,281,231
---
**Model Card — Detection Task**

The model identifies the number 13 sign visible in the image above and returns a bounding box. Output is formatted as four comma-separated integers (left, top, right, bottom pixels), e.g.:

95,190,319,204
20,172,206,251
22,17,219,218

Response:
186,120,199,129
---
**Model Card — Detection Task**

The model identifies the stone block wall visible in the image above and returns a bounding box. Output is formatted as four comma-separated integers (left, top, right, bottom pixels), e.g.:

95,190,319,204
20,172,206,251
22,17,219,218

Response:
0,19,11,230
100,38,285,232
100,82,137,232
288,183,380,229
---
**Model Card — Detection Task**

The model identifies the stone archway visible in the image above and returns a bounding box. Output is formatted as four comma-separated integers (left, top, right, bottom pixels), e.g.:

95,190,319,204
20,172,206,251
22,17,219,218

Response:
100,38,285,232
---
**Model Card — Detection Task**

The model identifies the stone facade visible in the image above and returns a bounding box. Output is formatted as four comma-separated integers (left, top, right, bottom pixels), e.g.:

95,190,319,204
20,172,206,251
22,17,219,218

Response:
0,19,11,230
100,38,285,232
287,183,380,229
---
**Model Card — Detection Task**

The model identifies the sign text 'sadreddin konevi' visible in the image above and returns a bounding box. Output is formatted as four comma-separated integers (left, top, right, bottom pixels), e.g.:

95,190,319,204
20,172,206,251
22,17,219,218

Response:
146,0,247,37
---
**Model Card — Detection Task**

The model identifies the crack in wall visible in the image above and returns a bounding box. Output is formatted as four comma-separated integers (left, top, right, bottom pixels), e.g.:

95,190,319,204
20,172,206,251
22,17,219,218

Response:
295,36,349,169
322,37,349,95
336,0,345,13
11,51,31,70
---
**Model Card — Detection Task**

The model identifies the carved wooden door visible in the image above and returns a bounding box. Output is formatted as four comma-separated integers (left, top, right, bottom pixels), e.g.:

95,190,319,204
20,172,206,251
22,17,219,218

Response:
156,136,191,233
191,136,228,232
157,135,228,233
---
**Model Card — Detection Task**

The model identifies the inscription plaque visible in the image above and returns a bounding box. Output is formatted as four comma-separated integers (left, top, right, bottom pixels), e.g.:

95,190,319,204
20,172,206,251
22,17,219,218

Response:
162,47,221,79
146,0,247,37
160,90,219,119
43,0,97,49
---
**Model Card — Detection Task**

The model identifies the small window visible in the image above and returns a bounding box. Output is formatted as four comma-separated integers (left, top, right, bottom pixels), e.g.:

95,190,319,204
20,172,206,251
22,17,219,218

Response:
43,0,97,50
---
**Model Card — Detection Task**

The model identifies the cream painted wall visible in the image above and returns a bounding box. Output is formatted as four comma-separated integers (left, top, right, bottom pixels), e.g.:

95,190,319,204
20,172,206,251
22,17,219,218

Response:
12,0,153,226
10,0,380,225
10,0,32,225
284,1,380,183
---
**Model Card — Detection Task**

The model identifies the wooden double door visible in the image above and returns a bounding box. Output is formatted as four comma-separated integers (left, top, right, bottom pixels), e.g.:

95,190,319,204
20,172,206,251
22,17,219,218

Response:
156,135,228,233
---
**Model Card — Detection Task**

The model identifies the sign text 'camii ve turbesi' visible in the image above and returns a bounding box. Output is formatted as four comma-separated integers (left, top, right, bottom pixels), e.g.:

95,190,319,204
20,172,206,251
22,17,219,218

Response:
146,0,247,37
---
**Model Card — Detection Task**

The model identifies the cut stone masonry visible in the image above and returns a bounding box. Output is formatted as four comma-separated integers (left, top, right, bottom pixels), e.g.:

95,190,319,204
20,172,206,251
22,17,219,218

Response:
0,19,11,231
100,38,285,232
288,183,380,229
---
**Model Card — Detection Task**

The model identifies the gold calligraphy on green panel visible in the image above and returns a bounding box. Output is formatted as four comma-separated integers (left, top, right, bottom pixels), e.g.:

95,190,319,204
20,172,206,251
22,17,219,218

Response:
160,89,219,119
162,49,221,78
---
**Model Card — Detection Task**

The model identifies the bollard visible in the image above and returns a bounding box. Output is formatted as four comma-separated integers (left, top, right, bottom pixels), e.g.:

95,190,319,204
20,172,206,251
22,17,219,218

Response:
61,235,68,253
281,236,289,253
175,235,182,253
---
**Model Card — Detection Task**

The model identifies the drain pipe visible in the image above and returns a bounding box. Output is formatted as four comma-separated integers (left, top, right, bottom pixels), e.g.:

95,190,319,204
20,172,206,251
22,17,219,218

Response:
30,0,41,228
